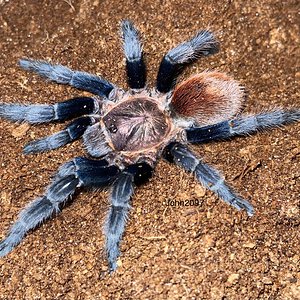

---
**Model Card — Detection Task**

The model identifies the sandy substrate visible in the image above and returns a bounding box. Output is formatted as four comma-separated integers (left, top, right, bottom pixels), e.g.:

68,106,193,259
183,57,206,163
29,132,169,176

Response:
0,0,299,299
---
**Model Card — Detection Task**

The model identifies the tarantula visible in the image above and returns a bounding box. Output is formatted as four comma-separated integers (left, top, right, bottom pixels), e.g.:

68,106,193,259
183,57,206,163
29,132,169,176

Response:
0,20,299,272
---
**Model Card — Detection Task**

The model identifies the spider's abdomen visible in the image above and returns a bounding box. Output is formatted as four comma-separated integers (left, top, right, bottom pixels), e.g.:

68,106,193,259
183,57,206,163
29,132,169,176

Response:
171,72,245,126
103,97,170,152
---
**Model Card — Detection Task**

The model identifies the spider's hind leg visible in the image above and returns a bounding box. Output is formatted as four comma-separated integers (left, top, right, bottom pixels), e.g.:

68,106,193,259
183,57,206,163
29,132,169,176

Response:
0,158,120,257
186,109,300,143
104,162,152,272
156,29,219,93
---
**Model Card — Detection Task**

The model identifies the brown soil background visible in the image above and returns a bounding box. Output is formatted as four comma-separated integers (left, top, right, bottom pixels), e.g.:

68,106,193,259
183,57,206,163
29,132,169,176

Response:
0,0,299,299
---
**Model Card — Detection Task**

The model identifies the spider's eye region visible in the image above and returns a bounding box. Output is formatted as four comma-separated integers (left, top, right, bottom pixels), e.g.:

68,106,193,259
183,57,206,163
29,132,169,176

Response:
108,123,118,133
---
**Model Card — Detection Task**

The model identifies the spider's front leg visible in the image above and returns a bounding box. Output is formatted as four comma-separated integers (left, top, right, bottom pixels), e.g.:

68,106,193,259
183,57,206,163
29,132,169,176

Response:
0,158,120,257
164,142,254,216
104,163,153,272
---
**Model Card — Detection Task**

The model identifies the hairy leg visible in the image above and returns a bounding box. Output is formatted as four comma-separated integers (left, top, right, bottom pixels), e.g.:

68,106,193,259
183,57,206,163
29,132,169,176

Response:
186,109,300,143
24,116,95,154
104,162,153,271
0,158,120,257
0,96,98,123
104,172,134,272
164,142,254,216
121,20,146,89
156,30,219,93
19,59,115,97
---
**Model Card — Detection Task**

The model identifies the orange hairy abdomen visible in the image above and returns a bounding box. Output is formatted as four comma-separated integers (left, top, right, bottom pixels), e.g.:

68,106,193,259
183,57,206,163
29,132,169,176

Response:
171,72,245,126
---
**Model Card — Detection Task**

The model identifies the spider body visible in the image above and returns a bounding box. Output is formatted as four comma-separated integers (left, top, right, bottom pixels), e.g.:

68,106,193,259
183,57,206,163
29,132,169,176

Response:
0,20,299,272
83,88,180,166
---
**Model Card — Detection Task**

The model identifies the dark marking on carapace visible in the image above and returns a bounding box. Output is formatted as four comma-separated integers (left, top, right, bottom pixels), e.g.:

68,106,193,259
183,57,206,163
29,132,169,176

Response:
102,97,170,151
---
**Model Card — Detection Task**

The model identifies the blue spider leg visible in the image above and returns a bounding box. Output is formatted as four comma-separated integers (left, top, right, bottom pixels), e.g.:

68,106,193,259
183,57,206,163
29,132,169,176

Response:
0,96,98,124
186,109,300,143
23,116,95,154
104,162,153,272
156,30,219,93
0,158,120,257
19,59,115,97
121,20,146,89
164,142,254,216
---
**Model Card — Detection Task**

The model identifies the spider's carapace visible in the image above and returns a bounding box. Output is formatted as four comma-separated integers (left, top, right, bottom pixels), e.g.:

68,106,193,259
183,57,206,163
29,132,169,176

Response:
102,97,171,152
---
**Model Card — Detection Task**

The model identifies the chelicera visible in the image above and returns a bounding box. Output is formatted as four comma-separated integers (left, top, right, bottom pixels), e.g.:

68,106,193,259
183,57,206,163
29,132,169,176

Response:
0,20,299,272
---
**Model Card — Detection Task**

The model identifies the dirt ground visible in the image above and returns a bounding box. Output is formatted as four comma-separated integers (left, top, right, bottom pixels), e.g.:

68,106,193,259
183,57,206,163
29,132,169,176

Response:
0,0,299,299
